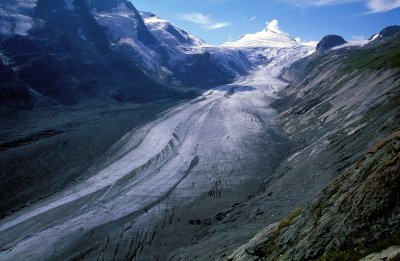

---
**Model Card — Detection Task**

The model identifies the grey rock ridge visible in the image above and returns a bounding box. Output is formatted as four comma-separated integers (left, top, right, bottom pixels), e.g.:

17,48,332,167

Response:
227,33,400,260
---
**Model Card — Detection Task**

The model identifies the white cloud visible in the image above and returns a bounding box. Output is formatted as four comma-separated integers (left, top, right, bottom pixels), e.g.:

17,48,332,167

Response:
266,19,280,31
282,0,400,12
249,16,257,21
295,37,319,46
282,0,359,7
181,12,231,30
205,22,231,29
366,0,400,12
265,19,289,35
181,13,211,24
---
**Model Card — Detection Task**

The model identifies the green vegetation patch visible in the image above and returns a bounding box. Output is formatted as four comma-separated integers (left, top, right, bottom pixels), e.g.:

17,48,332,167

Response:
278,208,304,230
260,208,304,258
342,35,400,72
313,222,400,261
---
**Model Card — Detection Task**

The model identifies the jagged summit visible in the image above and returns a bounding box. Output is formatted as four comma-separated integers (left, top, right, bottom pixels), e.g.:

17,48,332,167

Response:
140,11,205,49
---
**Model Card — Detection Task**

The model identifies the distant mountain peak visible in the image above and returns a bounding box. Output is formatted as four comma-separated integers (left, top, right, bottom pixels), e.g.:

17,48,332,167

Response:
374,25,400,41
316,35,347,51
140,11,205,48
223,19,300,48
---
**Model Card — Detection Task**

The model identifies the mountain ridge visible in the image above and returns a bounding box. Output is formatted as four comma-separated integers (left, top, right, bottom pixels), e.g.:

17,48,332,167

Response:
227,31,400,261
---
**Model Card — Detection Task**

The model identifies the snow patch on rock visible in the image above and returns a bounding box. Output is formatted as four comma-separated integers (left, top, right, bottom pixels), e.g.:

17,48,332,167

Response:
331,40,369,50
77,28,87,41
0,0,37,36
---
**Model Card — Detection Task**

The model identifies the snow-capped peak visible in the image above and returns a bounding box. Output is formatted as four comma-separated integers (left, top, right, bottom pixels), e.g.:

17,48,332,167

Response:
140,11,205,49
223,19,300,48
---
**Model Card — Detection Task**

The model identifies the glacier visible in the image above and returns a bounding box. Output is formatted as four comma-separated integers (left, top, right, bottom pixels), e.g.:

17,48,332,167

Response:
0,2,317,260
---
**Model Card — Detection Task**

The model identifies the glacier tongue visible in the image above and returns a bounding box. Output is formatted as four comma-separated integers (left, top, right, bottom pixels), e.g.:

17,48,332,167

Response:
0,3,318,259
0,38,315,260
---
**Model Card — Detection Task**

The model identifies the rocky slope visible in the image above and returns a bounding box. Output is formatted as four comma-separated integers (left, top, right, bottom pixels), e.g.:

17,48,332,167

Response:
228,130,400,261
272,31,400,203
227,29,400,261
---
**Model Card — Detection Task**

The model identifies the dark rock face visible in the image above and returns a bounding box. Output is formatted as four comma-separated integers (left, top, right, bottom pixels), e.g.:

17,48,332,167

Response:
0,0,247,109
174,52,235,88
369,25,400,41
166,24,192,45
379,25,400,39
121,0,158,46
0,0,177,107
316,35,347,51
0,59,33,109
88,0,122,11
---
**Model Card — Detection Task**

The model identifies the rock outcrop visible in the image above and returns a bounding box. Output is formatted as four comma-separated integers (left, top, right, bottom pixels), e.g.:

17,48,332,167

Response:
378,25,400,40
316,35,347,51
229,130,400,260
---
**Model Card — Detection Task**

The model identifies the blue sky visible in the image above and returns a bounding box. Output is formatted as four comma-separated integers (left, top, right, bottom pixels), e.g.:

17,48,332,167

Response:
131,0,400,45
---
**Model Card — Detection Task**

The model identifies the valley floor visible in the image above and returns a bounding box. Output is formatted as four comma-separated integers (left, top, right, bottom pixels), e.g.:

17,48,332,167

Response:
0,66,292,260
